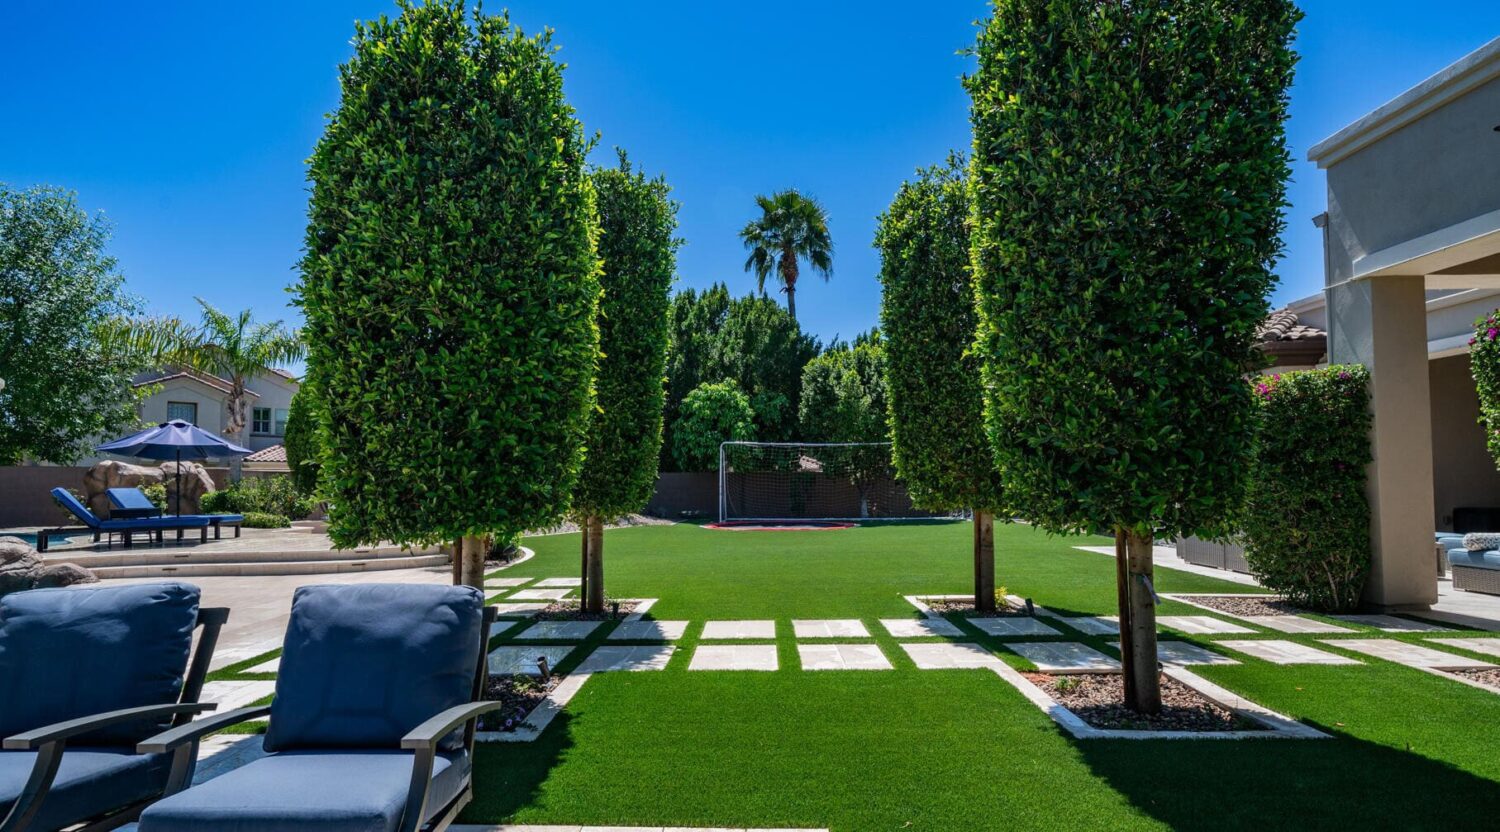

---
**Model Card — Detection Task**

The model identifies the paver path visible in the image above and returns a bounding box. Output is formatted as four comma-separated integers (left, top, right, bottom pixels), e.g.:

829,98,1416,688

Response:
968,617,1062,637
901,642,1005,669
689,644,779,671
484,577,531,589
535,577,583,587
1216,640,1361,665
701,620,777,639
798,643,892,670
515,621,603,640
1006,642,1120,673
508,588,573,601
1321,638,1495,670
608,620,689,641
1156,615,1255,635
1054,615,1118,636
1108,641,1237,666
1428,637,1500,659
1329,615,1450,632
488,645,576,676
792,619,871,638
1243,616,1353,634
880,618,964,638
576,645,675,672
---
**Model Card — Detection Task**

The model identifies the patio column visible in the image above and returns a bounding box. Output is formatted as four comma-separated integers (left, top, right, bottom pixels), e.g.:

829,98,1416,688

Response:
1328,276,1438,609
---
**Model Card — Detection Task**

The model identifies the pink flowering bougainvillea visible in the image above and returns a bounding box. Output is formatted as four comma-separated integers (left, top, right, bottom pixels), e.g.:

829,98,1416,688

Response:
1470,310,1500,467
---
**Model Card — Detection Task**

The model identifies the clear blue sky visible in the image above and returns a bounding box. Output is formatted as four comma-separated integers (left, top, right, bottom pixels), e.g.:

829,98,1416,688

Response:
4,1,1499,351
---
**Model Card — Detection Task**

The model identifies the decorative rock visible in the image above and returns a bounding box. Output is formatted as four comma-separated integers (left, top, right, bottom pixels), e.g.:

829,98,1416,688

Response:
160,461,215,515
0,536,98,597
82,459,216,516
33,563,99,589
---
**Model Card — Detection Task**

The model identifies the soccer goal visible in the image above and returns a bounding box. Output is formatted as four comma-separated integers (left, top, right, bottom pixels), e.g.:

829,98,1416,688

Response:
716,441,942,524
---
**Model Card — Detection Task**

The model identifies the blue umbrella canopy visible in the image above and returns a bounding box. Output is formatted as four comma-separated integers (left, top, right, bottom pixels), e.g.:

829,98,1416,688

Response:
96,420,252,516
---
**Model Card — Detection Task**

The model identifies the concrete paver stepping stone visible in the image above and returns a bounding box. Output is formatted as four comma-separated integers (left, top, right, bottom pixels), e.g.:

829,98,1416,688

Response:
1429,638,1500,659
488,645,576,676
1006,642,1120,673
243,657,280,674
792,619,871,638
508,588,573,601
901,642,1003,669
1243,615,1353,634
491,602,550,618
484,577,531,588
1156,615,1255,635
1329,615,1450,632
515,621,602,641
200,680,277,710
798,643,892,670
1218,639,1361,665
688,644,778,671
608,620,689,641
1320,638,1495,670
880,618,964,638
1056,616,1119,636
535,577,583,588
701,620,776,639
1109,641,1238,666
576,645,676,673
968,617,1062,637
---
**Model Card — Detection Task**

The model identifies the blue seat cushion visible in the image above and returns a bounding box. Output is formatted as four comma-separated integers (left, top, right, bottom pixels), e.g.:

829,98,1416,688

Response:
1448,548,1500,570
263,584,484,752
106,488,159,512
136,749,469,832
0,583,200,745
0,748,170,831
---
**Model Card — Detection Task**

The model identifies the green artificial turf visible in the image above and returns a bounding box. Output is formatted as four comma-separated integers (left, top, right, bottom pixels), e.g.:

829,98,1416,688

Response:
457,521,1500,831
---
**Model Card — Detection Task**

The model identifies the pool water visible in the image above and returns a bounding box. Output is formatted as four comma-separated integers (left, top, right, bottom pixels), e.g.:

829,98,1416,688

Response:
0,532,83,548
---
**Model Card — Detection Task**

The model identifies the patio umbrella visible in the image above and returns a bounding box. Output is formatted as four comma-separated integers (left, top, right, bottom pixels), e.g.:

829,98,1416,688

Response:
95,420,252,516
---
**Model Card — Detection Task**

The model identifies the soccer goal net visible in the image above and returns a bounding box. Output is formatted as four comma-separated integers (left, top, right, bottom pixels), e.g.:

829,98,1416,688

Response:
717,441,943,523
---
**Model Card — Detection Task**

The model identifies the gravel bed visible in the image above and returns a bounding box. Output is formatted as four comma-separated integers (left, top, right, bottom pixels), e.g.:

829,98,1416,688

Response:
1023,672,1264,732
527,514,675,536
478,673,561,732
1180,595,1308,617
533,599,642,621
922,597,1031,618
1448,668,1500,691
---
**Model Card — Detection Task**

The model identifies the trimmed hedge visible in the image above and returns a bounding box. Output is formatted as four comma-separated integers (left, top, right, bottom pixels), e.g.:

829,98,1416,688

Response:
876,155,1004,513
241,511,292,529
1470,309,1500,467
672,380,756,471
1241,366,1372,612
296,1,601,548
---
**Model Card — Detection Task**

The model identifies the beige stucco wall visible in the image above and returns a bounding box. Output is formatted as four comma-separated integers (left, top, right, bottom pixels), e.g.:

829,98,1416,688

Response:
139,378,227,431
1430,353,1500,530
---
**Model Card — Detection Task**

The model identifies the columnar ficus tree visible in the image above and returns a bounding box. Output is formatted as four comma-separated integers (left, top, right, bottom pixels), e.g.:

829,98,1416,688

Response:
876,157,1007,612
574,151,679,612
968,0,1299,711
297,0,601,587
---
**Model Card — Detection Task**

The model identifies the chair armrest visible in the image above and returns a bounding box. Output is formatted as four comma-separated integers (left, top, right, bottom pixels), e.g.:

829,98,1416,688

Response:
136,705,271,754
400,701,503,750
3,702,216,750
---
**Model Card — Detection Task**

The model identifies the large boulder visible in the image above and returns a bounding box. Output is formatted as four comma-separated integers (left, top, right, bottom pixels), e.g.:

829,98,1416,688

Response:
0,536,97,598
83,460,216,515
160,461,215,515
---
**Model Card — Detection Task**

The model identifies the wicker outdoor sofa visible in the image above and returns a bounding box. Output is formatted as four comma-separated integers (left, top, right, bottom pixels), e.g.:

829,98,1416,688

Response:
1442,533,1500,595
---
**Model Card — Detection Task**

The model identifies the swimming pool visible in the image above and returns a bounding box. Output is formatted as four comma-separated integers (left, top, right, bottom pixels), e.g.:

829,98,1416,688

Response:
0,532,84,549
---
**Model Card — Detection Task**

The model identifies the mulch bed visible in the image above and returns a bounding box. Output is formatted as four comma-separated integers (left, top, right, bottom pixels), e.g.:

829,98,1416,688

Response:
478,673,561,732
1023,672,1264,732
1179,595,1309,617
922,597,1033,618
533,599,642,621
1448,668,1500,691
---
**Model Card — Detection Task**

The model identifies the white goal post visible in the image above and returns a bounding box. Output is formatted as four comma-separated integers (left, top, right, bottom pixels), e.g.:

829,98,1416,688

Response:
716,441,943,523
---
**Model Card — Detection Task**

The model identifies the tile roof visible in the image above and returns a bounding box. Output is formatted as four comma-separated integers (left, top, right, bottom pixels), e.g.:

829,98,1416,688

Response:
1257,308,1326,343
245,444,287,463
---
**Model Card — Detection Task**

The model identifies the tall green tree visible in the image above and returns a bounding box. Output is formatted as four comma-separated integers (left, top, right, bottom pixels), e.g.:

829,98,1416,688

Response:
739,190,833,321
672,380,756,472
968,0,1299,711
799,332,891,518
575,151,679,612
0,184,151,464
662,285,818,467
282,388,321,494
296,0,601,587
877,156,1007,611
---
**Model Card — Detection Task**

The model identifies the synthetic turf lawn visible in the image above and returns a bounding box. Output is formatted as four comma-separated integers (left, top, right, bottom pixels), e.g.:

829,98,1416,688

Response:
462,521,1500,831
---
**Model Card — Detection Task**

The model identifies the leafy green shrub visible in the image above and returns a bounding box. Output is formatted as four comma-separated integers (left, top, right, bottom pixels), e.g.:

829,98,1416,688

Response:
241,512,291,529
672,380,756,471
282,390,321,495
799,331,887,444
1241,366,1372,612
1470,310,1500,467
141,482,168,511
295,1,601,552
203,477,315,520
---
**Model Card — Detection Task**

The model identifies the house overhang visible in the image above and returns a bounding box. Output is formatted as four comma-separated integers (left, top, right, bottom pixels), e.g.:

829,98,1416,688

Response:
1346,208,1500,289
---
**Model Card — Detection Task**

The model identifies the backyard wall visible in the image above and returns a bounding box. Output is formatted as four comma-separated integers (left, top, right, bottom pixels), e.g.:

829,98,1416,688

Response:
0,465,230,528
645,472,720,519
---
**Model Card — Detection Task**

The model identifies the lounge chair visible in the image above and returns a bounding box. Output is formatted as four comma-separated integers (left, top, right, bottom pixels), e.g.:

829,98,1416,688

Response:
105,488,244,541
130,584,499,832
40,488,212,553
0,582,226,832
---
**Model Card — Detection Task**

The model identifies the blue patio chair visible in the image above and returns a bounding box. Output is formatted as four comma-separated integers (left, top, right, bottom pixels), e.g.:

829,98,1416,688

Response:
40,488,212,553
130,584,499,832
105,488,245,541
0,582,226,832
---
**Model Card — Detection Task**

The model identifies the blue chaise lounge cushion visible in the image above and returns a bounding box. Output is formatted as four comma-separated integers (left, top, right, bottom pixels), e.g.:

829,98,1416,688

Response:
0,747,172,831
263,584,484,752
50,488,210,531
135,748,469,832
0,582,200,745
1448,548,1500,570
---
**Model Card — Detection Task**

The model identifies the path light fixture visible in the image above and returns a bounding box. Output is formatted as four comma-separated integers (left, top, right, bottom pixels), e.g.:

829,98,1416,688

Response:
536,655,551,682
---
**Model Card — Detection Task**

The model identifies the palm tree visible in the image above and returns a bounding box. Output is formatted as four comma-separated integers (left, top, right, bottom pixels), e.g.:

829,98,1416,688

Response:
739,190,833,321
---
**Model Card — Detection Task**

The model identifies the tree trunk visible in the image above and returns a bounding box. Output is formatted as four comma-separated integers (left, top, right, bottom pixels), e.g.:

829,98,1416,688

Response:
452,538,463,585
973,509,996,613
786,286,796,321
1115,526,1160,714
579,526,589,607
225,380,247,483
781,244,799,321
583,515,606,613
459,534,486,589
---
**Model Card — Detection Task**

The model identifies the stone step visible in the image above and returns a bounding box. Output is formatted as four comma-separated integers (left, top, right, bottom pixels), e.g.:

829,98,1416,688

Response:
89,553,450,578
49,544,435,569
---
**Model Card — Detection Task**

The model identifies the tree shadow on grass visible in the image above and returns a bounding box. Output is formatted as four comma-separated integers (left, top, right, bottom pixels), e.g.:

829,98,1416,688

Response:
1073,729,1500,830
461,710,576,823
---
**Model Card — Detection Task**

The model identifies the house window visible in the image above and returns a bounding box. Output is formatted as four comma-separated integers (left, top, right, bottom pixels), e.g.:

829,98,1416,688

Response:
252,407,272,435
274,408,290,436
166,401,197,424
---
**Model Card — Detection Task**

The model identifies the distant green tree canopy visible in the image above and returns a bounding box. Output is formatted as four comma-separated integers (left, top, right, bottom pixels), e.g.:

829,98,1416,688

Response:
0,183,149,464
296,1,601,548
876,156,1004,513
799,330,888,445
282,388,320,495
663,284,819,467
573,151,679,519
672,380,757,471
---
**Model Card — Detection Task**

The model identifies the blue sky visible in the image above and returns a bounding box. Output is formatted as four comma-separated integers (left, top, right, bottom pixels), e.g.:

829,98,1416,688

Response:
4,1,1499,351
